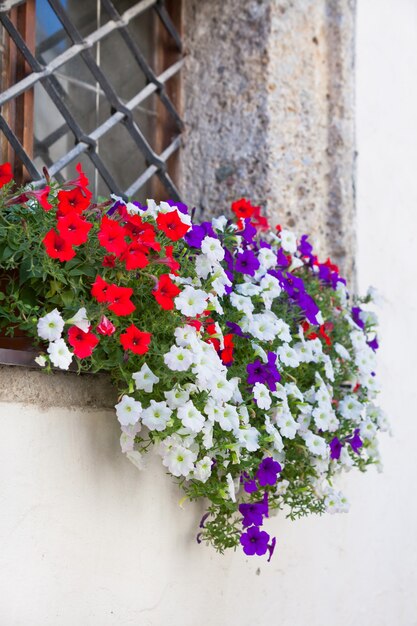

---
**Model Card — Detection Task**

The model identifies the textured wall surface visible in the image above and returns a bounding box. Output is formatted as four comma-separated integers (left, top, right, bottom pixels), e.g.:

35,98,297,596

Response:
182,0,356,277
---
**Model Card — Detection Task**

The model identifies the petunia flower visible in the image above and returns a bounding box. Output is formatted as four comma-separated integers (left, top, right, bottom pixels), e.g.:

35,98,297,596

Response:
106,284,135,316
97,215,128,256
42,229,75,262
240,525,270,557
153,274,181,310
57,187,90,216
120,324,151,355
67,326,99,358
0,162,13,188
156,210,190,241
57,212,92,246
256,457,282,487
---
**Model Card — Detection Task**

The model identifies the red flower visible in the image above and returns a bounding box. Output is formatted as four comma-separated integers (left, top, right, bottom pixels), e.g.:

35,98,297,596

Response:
43,229,76,262
98,215,127,256
0,162,13,188
156,210,190,241
231,198,257,220
106,284,135,316
68,326,99,358
252,205,269,232
57,213,92,246
57,188,91,216
91,276,112,303
153,274,181,310
156,245,180,272
120,324,151,355
97,315,116,336
125,215,159,250
121,242,149,271
221,334,234,365
103,254,116,268
65,163,92,201
29,187,53,211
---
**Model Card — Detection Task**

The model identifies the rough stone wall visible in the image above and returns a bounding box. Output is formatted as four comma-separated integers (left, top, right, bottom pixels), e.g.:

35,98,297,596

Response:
182,0,356,278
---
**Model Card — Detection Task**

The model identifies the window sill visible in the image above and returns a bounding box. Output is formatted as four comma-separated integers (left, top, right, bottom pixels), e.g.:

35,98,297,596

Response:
0,359,117,409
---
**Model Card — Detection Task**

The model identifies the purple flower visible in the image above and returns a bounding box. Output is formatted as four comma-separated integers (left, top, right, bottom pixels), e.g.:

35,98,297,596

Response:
346,428,363,454
243,479,258,494
239,498,268,527
235,249,260,276
239,218,257,243
256,457,281,487
296,290,321,326
166,199,189,215
367,336,379,351
199,512,210,528
240,525,270,556
329,436,343,460
277,247,290,268
267,537,277,562
298,234,313,258
352,306,365,330
107,199,125,216
247,359,267,385
226,321,247,337
184,224,206,248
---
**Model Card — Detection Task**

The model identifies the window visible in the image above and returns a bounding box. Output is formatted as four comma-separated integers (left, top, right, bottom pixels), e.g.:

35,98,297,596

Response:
0,0,183,201
0,0,183,359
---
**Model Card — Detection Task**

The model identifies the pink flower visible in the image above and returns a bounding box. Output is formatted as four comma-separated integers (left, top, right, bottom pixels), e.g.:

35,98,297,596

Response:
97,315,116,336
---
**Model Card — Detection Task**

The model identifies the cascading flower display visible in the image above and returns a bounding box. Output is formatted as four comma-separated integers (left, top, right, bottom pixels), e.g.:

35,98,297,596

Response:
0,164,389,559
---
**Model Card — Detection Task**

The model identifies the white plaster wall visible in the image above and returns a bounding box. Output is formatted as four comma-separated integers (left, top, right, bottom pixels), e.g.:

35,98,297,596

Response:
0,1,416,624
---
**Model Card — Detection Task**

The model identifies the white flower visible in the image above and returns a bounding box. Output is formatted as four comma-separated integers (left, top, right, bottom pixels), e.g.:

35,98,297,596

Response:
253,382,272,410
276,411,298,439
201,236,225,263
175,285,208,316
304,432,328,458
277,344,300,368
37,309,65,341
280,229,297,253
132,363,159,393
226,473,236,502
195,254,213,279
247,312,281,342
164,386,190,409
141,400,172,431
211,268,232,297
212,215,228,232
34,355,47,367
355,347,376,375
164,345,194,372
312,406,336,432
120,422,141,453
230,292,254,316
194,456,212,482
174,324,198,347
265,417,284,452
334,342,351,360
258,247,277,270
338,395,363,422
47,338,73,370
215,404,240,432
237,426,260,451
207,376,235,403
66,307,89,333
115,395,143,426
125,450,145,471
177,401,205,433
259,274,282,298
360,418,377,441
163,446,197,477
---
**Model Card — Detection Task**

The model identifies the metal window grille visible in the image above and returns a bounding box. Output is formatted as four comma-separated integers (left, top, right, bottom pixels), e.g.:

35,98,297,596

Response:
0,0,184,201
